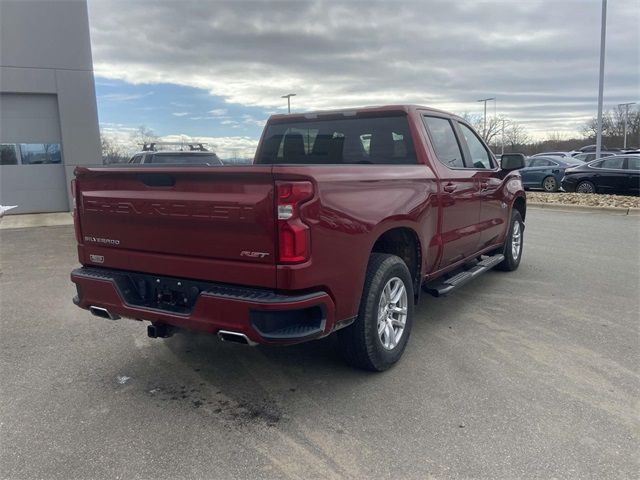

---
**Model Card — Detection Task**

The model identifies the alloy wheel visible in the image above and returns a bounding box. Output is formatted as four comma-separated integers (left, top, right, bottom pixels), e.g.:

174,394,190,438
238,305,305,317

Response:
511,220,522,260
543,177,557,192
377,277,408,350
577,181,595,194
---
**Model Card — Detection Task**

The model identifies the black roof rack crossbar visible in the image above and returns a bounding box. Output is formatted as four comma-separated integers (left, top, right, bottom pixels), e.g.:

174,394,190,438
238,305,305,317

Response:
141,142,209,152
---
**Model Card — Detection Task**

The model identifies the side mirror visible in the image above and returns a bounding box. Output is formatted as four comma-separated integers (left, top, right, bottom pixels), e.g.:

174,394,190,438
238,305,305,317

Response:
501,153,526,171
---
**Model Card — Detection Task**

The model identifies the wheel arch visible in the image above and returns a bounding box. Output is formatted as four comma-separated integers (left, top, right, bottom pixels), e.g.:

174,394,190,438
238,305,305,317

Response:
370,226,422,303
513,195,526,222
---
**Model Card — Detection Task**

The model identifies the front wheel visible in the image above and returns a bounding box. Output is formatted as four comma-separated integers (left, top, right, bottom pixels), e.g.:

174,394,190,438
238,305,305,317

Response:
495,210,524,271
337,253,414,371
576,180,596,194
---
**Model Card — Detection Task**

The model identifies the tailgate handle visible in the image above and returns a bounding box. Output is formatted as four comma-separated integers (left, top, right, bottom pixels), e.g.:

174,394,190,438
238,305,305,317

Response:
136,174,176,187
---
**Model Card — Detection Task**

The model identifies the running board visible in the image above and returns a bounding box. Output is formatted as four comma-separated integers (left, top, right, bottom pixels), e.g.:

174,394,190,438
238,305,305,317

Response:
423,254,505,297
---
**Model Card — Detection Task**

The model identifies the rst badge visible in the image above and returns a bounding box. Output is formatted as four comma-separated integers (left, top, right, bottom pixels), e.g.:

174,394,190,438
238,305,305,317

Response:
240,251,270,259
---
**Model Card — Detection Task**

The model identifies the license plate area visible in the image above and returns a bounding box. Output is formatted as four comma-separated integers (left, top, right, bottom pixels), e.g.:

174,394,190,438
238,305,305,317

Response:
122,273,202,314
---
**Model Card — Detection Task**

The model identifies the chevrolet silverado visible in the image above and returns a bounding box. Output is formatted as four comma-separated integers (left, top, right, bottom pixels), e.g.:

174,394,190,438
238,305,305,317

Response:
71,105,526,371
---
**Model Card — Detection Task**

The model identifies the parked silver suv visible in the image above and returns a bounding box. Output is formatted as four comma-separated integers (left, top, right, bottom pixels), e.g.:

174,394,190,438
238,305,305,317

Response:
129,143,223,166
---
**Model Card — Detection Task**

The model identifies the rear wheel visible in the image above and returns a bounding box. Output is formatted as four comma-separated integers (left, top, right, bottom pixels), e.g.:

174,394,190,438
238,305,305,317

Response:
542,176,558,192
496,210,524,271
337,253,414,371
576,180,596,194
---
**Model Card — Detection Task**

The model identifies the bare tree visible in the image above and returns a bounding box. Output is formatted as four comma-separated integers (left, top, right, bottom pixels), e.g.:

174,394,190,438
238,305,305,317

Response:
461,113,510,149
582,106,639,147
504,121,530,152
130,125,158,149
100,132,128,164
543,131,569,151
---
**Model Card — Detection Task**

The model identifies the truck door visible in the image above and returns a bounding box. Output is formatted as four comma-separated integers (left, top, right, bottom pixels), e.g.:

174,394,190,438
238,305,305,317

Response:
455,121,508,252
422,115,482,267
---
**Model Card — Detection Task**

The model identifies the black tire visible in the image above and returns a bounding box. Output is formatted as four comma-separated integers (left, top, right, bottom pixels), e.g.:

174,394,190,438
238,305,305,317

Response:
495,210,524,272
337,253,414,371
542,176,558,192
576,180,596,194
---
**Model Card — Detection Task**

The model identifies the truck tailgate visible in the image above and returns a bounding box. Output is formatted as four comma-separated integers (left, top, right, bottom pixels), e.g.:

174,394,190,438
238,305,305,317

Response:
74,166,277,287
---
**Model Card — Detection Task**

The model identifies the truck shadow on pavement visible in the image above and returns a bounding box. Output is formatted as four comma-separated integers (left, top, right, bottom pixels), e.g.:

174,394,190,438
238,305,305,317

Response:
115,291,460,418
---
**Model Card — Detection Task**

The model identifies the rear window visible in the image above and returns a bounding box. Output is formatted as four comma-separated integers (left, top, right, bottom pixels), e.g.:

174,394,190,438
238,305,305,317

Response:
258,115,417,165
627,157,640,170
148,153,222,165
599,157,624,169
562,158,583,166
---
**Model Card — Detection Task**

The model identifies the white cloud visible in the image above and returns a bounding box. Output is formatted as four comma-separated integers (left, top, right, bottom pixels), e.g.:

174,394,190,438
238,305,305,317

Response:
88,0,639,138
172,112,188,116
208,108,228,116
101,91,154,102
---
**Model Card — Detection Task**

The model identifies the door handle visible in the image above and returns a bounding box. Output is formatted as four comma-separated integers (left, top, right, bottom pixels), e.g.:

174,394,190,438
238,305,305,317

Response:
479,181,489,191
443,183,457,193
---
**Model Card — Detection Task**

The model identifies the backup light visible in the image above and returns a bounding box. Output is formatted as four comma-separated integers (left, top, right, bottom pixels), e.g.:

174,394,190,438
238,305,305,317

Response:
276,181,314,263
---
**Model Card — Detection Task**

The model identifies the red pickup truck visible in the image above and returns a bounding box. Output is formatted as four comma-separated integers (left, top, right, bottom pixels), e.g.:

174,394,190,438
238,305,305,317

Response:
71,105,526,371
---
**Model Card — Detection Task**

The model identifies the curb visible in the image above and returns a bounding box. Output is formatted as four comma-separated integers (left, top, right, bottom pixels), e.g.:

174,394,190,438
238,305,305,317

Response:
529,202,640,216
0,212,73,230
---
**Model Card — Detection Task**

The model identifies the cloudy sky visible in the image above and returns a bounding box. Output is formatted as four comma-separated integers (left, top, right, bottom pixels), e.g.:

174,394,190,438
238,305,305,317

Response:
88,0,639,157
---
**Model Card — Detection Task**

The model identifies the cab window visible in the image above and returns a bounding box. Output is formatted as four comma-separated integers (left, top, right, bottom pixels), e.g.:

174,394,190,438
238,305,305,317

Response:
458,123,494,169
422,116,465,168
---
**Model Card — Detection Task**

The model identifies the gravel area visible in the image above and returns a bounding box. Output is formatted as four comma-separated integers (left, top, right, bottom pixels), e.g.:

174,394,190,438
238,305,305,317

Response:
527,192,640,209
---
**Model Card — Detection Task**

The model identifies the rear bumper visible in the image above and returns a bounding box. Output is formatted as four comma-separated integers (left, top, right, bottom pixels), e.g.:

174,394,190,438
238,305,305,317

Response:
70,267,338,345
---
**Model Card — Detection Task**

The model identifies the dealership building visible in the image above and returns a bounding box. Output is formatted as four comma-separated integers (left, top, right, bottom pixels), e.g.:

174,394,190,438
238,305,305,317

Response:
0,0,101,214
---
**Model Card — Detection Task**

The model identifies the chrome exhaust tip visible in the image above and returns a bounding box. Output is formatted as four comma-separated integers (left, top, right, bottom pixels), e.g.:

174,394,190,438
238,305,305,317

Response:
217,330,256,346
89,306,120,320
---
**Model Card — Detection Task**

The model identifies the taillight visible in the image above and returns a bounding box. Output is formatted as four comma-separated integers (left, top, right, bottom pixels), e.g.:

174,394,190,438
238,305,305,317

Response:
276,181,313,263
70,178,82,243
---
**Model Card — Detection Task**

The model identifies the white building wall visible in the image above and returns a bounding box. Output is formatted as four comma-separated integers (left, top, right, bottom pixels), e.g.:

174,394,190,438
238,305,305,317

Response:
0,0,101,214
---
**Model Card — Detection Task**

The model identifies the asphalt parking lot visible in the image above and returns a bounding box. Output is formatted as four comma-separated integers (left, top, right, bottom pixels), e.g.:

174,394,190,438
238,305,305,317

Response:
1,209,638,479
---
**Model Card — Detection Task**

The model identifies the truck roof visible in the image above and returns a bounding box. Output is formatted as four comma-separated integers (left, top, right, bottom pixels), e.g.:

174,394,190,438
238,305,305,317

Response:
268,104,461,123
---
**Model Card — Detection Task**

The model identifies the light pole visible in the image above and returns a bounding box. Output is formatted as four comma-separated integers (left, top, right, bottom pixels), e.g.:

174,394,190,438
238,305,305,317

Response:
477,97,495,139
595,0,607,160
281,93,296,114
618,102,636,149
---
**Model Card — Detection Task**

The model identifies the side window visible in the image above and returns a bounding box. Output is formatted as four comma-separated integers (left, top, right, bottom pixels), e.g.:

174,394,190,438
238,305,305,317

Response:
600,157,624,169
129,154,142,164
422,116,464,168
534,158,556,167
458,123,493,169
531,158,547,167
627,157,640,171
